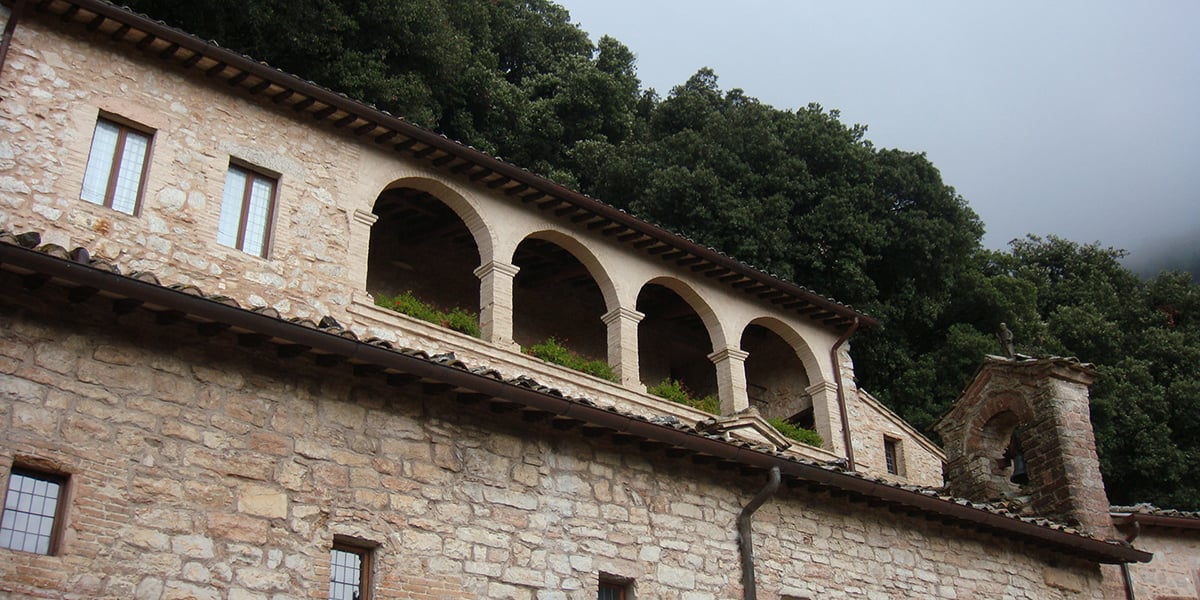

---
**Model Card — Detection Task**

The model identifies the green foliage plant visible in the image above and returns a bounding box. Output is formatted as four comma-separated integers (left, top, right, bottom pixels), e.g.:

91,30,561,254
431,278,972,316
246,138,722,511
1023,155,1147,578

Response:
524,337,617,382
647,379,720,415
767,417,824,447
374,292,480,338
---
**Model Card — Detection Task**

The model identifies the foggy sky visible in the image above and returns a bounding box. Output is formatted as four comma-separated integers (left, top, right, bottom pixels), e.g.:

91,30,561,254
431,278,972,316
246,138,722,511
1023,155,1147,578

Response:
555,1,1200,265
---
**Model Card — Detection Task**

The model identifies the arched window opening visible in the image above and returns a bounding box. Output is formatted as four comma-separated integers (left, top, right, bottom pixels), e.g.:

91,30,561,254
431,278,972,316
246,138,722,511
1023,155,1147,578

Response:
741,323,813,425
512,237,608,367
367,187,480,332
637,283,717,403
1003,429,1029,486
978,410,1030,499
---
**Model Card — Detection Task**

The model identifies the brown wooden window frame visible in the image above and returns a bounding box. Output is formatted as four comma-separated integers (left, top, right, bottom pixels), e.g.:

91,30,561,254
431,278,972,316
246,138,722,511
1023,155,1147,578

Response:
0,466,69,556
79,115,154,216
599,574,632,600
329,538,373,600
217,161,279,258
884,436,903,476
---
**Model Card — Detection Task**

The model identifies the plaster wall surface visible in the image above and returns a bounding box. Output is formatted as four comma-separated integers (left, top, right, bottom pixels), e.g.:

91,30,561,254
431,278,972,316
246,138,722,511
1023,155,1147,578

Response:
0,280,1107,600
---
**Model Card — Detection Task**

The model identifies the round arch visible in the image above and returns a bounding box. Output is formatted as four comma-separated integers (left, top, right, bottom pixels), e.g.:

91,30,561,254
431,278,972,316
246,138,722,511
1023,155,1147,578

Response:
379,176,495,263
367,177,490,320
634,277,724,400
742,316,824,386
637,276,726,350
513,229,620,313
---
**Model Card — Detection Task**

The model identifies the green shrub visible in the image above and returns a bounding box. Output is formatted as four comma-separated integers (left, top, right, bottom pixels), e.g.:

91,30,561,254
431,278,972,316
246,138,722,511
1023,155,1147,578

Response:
647,379,720,414
524,337,617,382
374,291,481,338
767,417,823,447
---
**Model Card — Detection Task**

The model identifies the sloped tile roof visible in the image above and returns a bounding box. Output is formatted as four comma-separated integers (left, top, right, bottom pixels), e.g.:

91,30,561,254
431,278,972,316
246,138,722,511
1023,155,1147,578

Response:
0,229,1152,564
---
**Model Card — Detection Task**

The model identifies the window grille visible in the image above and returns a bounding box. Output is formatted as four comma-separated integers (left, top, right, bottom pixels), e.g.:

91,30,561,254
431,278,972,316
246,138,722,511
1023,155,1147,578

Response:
0,469,66,555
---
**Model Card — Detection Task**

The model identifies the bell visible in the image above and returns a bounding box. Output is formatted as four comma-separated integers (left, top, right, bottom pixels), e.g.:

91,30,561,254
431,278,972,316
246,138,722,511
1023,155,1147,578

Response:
1010,451,1028,485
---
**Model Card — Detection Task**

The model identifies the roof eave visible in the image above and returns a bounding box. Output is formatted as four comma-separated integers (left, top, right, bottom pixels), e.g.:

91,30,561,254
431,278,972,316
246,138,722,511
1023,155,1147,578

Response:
0,239,1148,564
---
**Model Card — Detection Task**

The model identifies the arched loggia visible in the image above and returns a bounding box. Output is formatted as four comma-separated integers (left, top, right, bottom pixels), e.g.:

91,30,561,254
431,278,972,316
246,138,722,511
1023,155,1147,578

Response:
366,185,482,330
512,235,611,366
636,282,718,403
741,323,813,425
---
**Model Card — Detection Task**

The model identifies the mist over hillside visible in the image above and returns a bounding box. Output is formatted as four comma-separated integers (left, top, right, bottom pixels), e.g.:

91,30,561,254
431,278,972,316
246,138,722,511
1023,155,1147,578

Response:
1124,226,1200,278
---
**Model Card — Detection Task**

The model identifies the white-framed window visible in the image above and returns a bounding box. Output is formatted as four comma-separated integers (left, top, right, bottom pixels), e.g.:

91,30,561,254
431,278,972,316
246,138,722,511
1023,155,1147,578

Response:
217,162,278,257
80,116,153,215
0,468,68,555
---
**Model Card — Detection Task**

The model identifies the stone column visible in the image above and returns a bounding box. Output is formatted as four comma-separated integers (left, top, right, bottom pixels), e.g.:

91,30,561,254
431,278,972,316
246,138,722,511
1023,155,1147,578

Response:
602,307,644,387
806,381,842,454
348,209,378,296
474,260,520,350
708,346,750,415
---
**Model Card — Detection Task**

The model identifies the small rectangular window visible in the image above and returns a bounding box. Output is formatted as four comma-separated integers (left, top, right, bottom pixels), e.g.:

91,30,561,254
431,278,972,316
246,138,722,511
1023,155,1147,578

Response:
218,163,278,257
599,576,630,600
884,437,902,476
329,541,371,600
80,117,153,215
0,468,67,555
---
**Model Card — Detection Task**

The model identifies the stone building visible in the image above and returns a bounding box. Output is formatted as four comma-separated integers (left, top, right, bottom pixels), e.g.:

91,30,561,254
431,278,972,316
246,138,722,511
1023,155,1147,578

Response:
0,0,1191,598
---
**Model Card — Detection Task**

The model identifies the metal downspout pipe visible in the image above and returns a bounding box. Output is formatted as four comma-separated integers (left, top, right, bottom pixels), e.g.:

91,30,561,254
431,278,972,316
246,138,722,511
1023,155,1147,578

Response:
832,317,861,471
1122,520,1141,600
738,466,781,600
0,0,28,97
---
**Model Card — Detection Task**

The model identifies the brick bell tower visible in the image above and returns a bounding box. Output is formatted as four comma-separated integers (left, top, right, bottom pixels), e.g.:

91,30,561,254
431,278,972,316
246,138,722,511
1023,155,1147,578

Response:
934,356,1115,537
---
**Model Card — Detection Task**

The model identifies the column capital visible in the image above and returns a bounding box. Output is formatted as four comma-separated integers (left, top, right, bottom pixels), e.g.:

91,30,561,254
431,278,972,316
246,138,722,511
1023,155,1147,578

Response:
601,307,645,326
805,381,838,397
707,346,750,364
473,260,520,280
352,208,379,227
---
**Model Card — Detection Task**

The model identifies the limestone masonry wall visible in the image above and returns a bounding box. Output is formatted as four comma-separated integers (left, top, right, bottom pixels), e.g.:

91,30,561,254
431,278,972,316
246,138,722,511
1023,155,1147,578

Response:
0,276,1107,599
1124,527,1200,600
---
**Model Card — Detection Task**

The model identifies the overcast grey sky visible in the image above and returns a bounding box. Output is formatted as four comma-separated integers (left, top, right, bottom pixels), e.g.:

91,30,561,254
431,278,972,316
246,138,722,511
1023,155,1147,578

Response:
555,1,1200,263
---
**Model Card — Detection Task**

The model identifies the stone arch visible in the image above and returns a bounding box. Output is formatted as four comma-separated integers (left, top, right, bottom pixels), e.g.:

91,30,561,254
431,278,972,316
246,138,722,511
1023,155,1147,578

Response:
637,276,726,349
742,316,823,385
513,230,619,312
380,177,494,262
510,231,616,366
965,393,1036,499
635,277,723,401
366,178,490,321
740,317,819,425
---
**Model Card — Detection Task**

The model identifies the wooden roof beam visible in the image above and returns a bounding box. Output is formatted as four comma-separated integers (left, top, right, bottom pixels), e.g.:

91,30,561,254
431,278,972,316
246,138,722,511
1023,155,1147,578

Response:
248,79,272,94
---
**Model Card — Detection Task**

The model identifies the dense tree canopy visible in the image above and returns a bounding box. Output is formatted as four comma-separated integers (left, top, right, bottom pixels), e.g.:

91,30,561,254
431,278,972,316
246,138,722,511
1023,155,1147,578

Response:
125,0,1200,509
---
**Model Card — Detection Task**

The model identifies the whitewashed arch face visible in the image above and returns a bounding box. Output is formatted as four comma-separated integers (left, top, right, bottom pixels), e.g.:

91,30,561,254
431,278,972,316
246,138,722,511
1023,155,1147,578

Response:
636,276,727,350
366,177,490,317
514,229,620,314
634,276,725,399
379,176,495,264
742,316,824,387
507,230,616,362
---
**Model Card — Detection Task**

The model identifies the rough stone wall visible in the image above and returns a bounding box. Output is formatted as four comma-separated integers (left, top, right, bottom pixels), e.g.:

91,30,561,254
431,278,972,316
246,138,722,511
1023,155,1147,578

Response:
0,16,360,322
848,390,945,488
0,274,1109,599
1121,526,1200,600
